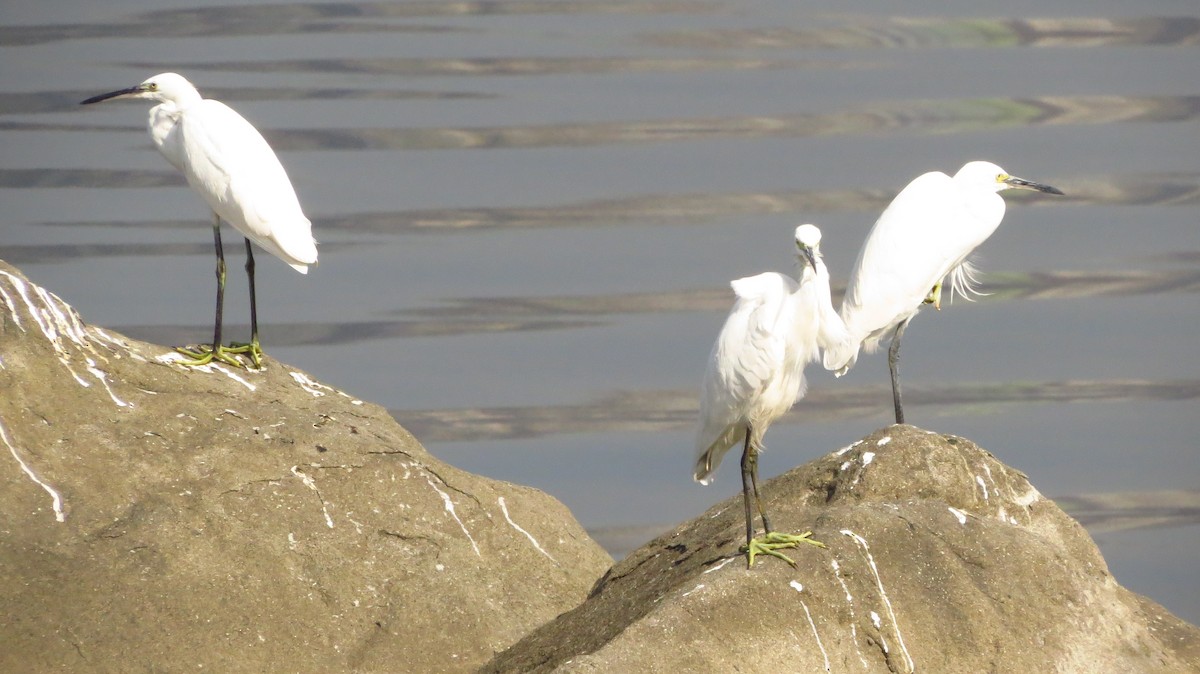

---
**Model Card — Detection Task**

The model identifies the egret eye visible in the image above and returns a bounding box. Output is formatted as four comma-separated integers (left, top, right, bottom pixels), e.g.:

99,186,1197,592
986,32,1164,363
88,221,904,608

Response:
147,82,158,91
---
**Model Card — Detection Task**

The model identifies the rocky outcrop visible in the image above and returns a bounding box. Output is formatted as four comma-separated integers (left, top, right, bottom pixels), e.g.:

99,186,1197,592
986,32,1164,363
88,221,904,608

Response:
6,259,1198,674
0,261,611,673
483,425,1200,673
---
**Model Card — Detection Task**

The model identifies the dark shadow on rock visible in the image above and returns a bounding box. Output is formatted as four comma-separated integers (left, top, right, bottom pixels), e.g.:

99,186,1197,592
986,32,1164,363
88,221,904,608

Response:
483,426,1200,673
0,260,611,673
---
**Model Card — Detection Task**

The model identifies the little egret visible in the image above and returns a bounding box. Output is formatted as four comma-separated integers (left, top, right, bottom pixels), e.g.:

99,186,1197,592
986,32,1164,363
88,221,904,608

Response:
81,72,317,369
823,161,1064,423
694,224,848,567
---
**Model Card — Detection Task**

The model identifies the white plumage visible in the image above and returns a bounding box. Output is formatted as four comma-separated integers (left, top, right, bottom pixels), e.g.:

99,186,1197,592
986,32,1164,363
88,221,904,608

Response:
822,161,1064,422
693,224,848,565
82,72,317,367
141,72,317,272
694,224,847,484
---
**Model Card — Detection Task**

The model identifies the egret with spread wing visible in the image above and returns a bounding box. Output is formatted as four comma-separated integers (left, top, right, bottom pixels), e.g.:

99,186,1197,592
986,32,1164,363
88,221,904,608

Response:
695,224,848,566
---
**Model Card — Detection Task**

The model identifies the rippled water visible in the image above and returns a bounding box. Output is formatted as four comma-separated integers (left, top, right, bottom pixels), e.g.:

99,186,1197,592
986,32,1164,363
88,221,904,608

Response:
2,1,1197,623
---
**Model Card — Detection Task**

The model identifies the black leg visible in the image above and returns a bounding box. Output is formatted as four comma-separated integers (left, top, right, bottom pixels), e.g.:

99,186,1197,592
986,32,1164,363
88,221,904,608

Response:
749,449,772,535
738,423,825,567
888,317,911,424
739,428,756,550
244,238,258,348
211,214,226,354
174,213,249,367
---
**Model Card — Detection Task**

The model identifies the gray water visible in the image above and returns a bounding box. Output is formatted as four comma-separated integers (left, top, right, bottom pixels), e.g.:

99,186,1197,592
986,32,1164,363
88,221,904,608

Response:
2,1,1197,625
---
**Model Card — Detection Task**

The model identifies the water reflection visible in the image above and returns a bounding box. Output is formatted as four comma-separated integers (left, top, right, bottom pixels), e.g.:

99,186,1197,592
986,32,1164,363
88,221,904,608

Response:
644,16,1200,49
174,56,790,77
265,95,1200,151
111,316,599,350
391,378,1200,442
13,95,1196,152
0,87,489,116
5,8,1195,49
591,487,1200,557
0,1,711,46
1057,489,1200,534
86,261,1198,348
0,168,180,189
14,170,1197,238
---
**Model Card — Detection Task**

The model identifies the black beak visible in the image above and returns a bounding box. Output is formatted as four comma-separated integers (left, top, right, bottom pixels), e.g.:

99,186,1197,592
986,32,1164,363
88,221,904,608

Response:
1004,175,1065,196
80,85,144,106
799,246,818,270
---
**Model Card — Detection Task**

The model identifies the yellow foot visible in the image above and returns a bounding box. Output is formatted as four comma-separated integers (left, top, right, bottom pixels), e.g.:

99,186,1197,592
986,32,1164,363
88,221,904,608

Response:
174,344,255,369
225,340,265,369
923,282,943,310
742,531,826,568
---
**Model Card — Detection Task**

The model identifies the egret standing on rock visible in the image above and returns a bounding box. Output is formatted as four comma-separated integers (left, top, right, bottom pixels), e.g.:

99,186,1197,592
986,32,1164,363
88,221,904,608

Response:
81,72,317,369
694,224,848,567
822,161,1063,423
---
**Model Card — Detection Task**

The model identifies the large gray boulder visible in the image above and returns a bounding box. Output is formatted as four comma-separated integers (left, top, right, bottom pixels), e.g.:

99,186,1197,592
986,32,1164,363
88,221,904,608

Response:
484,425,1200,673
0,261,611,673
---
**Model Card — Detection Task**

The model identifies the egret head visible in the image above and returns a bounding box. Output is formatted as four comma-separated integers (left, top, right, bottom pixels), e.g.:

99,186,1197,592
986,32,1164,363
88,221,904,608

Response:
955,160,1064,196
794,223,822,269
81,73,202,107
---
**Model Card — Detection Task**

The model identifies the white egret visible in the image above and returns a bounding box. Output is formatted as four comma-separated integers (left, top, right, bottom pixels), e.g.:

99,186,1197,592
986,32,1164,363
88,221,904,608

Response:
694,224,848,566
81,72,317,369
823,161,1064,423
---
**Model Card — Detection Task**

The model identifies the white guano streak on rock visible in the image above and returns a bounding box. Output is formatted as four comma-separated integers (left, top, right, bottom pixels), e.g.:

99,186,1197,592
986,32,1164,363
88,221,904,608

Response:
869,611,890,654
975,475,990,501
789,581,830,672
831,558,872,669
291,465,334,528
948,507,968,525
1014,485,1041,508
2,270,89,386
91,326,126,348
289,370,360,403
154,352,258,390
982,464,1001,504
85,357,130,407
0,280,23,330
981,463,1019,524
842,529,914,673
289,371,328,397
0,280,14,366
0,417,65,522
210,364,256,390
20,276,140,410
833,439,864,457
849,450,876,487
701,556,738,574
423,472,480,556
498,496,556,562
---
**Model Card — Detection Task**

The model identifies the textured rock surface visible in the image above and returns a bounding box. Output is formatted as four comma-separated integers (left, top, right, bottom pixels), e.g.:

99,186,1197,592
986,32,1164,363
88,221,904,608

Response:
484,425,1200,673
0,261,611,673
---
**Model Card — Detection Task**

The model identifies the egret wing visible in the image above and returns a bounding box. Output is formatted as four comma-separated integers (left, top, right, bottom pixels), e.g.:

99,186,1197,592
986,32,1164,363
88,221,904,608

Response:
694,273,795,482
840,171,984,350
179,101,316,269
